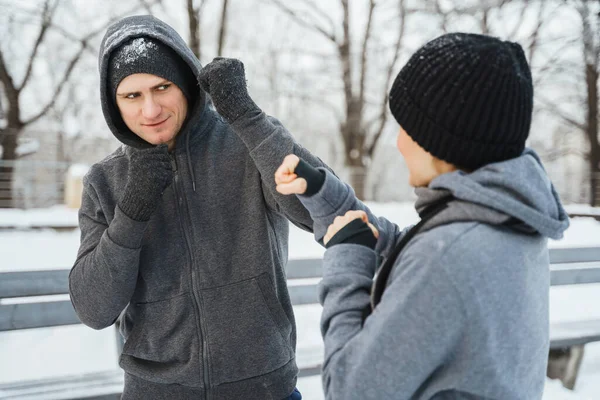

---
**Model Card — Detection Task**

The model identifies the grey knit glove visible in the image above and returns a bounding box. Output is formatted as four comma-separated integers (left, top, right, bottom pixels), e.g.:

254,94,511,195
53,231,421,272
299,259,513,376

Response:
119,145,173,222
198,57,260,123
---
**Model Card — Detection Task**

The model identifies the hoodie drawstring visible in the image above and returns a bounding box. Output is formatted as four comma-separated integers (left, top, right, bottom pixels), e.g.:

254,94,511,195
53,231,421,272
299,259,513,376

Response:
186,129,196,192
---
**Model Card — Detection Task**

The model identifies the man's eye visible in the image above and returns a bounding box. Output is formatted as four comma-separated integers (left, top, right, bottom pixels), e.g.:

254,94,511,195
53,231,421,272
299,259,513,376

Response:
157,84,171,91
126,93,140,99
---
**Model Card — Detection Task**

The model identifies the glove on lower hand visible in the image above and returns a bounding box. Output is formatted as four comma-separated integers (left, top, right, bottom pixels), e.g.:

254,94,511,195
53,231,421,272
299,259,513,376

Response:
198,57,260,123
119,144,173,222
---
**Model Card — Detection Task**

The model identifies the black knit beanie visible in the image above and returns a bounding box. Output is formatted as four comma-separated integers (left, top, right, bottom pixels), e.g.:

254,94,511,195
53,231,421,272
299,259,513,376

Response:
108,36,197,106
388,33,533,170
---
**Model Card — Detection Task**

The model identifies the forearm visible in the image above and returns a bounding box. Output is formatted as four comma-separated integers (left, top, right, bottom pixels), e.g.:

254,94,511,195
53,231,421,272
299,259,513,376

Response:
318,245,383,399
69,206,146,330
231,111,330,230
297,169,404,258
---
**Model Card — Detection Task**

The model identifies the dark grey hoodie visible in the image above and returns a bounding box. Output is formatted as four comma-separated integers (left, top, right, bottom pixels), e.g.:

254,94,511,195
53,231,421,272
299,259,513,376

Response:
69,15,328,400
298,149,569,399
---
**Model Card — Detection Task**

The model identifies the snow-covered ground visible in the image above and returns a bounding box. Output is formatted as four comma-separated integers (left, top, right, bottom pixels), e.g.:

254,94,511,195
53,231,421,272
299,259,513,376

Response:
1,204,600,399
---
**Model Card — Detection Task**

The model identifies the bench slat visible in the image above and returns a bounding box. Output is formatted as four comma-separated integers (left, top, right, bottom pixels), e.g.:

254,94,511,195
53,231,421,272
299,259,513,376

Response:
286,259,323,280
550,262,600,286
549,247,600,264
288,284,319,306
0,370,123,399
550,320,600,349
0,300,80,331
0,270,70,298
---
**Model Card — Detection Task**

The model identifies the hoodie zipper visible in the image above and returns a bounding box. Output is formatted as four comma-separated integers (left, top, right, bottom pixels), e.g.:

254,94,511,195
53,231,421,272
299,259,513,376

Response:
170,154,211,399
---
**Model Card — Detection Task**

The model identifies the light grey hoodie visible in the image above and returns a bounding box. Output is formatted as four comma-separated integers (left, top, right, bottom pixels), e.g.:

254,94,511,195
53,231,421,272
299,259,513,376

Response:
298,149,569,400
69,15,329,400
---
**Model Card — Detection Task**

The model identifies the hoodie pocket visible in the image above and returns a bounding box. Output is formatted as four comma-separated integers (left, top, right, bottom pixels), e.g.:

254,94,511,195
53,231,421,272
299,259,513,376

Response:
201,273,294,385
119,293,203,387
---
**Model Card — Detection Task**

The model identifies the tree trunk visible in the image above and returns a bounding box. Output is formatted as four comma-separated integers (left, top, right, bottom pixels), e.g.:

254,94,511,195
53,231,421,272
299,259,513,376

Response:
0,126,20,208
217,0,229,57
586,62,600,206
349,164,367,201
187,0,201,59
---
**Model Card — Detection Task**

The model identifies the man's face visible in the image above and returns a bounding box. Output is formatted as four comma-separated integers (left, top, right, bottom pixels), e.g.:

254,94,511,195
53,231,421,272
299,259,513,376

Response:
116,73,188,150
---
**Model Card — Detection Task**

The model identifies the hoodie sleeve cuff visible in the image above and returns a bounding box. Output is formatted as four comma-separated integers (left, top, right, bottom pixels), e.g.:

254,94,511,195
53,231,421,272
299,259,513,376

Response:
297,169,356,241
323,244,377,278
106,206,150,249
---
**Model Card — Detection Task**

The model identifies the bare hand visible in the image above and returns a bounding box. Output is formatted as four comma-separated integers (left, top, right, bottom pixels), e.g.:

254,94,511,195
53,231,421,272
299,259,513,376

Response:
275,154,307,195
323,210,379,246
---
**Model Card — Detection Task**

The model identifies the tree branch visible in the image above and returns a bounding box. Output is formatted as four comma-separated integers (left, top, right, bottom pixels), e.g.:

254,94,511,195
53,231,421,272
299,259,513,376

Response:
18,0,58,92
0,49,17,100
527,0,551,65
217,0,230,56
537,98,585,132
339,0,353,122
23,42,86,126
506,0,529,39
368,0,406,157
358,0,377,121
269,0,338,43
187,0,201,59
301,0,338,37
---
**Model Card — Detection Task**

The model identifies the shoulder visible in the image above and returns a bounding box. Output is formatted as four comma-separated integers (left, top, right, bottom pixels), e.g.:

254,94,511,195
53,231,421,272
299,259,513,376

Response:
398,221,547,296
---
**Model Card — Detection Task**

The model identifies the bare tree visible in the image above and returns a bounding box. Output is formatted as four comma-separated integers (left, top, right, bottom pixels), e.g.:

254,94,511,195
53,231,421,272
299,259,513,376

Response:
184,0,229,60
534,1,600,206
269,0,408,199
186,0,208,60
570,0,600,206
217,0,230,56
0,0,160,207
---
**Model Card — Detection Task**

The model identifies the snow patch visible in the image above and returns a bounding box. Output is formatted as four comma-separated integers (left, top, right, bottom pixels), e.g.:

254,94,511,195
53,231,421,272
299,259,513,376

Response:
113,37,158,70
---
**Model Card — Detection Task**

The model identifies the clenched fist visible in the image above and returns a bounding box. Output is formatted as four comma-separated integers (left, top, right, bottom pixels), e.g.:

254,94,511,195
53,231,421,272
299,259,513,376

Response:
198,57,259,123
119,144,173,221
275,154,325,196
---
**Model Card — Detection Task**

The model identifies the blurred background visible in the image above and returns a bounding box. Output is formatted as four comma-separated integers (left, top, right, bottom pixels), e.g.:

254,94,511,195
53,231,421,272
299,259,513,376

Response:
0,0,598,207
2,1,600,399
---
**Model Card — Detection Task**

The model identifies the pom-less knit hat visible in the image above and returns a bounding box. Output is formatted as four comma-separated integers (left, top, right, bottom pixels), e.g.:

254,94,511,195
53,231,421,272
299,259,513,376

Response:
388,33,533,170
108,36,197,105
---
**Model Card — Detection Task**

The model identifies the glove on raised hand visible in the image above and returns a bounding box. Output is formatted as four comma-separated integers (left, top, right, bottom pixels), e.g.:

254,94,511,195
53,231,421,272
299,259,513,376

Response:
119,144,173,222
198,57,260,123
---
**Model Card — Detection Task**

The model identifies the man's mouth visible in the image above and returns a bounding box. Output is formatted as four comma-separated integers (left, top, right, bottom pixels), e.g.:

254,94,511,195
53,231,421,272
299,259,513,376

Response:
143,117,169,127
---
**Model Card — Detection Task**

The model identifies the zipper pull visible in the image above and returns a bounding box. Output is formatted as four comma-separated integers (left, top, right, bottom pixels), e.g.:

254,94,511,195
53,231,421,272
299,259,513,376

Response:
170,154,178,173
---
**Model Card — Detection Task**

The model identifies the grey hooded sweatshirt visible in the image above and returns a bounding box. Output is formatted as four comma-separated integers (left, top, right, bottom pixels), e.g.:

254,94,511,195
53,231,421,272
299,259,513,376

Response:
298,149,569,400
69,15,328,400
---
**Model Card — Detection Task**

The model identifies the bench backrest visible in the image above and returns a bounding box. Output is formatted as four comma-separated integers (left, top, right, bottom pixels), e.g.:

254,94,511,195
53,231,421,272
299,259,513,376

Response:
2,247,600,332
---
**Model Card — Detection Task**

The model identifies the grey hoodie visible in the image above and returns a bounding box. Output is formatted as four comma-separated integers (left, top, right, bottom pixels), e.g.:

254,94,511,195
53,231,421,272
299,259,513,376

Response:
69,15,328,400
298,149,569,400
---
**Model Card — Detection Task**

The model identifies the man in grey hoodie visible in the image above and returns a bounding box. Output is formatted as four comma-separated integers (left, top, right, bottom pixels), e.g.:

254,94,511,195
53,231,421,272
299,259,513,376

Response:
69,15,323,400
273,33,570,399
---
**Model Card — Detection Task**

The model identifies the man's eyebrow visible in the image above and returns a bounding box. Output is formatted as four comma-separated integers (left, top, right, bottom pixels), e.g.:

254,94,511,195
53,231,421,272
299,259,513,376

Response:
151,80,171,89
116,81,171,96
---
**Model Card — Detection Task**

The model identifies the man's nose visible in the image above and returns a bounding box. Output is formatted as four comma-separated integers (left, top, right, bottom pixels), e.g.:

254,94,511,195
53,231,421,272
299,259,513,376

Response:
142,97,161,119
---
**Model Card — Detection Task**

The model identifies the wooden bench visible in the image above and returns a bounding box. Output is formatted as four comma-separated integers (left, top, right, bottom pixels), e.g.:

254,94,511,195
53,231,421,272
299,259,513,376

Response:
0,270,124,399
2,246,600,396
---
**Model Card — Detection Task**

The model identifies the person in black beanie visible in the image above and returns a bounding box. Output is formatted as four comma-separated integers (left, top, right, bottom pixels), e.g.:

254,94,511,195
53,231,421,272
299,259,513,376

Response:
271,33,569,399
69,15,331,400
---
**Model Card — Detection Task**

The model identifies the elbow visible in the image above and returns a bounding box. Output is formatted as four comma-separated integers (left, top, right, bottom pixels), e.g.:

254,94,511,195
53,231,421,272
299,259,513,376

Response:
69,285,117,331
70,295,116,330
79,312,115,330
